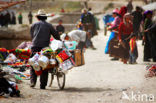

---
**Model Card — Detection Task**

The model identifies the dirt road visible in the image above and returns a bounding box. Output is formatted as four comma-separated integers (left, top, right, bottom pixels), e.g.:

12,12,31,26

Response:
1,15,156,103
0,0,155,102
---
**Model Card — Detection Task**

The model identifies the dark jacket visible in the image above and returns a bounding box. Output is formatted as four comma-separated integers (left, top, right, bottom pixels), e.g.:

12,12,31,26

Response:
0,69,6,78
30,20,60,48
81,12,94,24
56,25,65,33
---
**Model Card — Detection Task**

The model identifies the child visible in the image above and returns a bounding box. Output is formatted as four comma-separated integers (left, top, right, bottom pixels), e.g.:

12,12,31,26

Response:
129,34,138,64
56,20,65,35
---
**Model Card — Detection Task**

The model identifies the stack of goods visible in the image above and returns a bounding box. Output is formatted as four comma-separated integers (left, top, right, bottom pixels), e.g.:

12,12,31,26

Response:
146,64,156,77
28,40,75,74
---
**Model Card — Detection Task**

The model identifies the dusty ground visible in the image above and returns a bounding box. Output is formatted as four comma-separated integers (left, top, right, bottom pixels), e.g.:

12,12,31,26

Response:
1,14,156,103
1,1,155,103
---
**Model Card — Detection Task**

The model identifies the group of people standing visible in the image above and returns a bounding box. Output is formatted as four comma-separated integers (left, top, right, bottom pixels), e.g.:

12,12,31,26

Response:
0,10,33,27
105,4,156,64
0,10,16,27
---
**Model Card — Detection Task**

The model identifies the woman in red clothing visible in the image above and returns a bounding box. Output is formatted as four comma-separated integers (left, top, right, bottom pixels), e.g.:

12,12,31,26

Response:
118,13,133,64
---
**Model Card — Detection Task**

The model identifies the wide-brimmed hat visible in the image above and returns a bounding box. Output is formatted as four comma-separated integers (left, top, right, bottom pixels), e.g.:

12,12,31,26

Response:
35,9,47,17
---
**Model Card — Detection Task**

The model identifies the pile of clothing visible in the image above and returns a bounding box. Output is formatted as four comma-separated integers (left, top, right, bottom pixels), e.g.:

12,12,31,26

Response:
0,47,31,98
0,47,31,83
0,68,20,97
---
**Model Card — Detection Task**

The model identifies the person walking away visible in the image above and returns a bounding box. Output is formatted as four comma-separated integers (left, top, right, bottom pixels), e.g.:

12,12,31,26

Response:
30,9,60,89
56,19,65,35
131,6,143,39
18,12,23,24
127,0,133,13
28,11,33,24
129,34,138,64
118,13,133,64
144,22,156,62
143,11,153,62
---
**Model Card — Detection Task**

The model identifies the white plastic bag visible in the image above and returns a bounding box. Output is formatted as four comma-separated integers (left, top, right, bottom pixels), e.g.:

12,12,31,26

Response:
38,55,49,69
50,40,63,51
28,53,40,66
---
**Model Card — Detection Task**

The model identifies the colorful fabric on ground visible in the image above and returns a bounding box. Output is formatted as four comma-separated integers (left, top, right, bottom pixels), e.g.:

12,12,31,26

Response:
9,49,31,60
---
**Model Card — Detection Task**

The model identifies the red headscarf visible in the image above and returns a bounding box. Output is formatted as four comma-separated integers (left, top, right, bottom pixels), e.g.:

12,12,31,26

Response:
119,6,127,21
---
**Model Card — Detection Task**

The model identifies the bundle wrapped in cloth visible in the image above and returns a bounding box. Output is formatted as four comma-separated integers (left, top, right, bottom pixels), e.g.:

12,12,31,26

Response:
28,53,40,66
38,55,50,69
